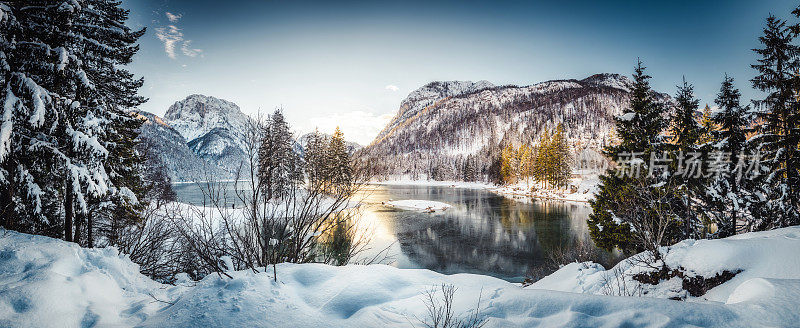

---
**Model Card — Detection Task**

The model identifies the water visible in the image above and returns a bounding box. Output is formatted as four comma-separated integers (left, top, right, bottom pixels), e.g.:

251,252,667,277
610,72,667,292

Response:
174,182,603,282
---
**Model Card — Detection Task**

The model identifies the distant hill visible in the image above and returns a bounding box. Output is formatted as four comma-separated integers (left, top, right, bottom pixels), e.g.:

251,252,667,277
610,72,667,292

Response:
360,73,671,181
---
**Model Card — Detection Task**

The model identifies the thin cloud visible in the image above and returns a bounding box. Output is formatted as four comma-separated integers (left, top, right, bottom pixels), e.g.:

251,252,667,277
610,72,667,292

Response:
181,40,203,57
385,85,399,92
155,12,203,60
155,25,182,59
166,12,182,22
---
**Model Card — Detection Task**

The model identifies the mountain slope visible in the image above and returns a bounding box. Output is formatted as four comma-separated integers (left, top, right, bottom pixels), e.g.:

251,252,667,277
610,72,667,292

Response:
163,95,253,177
362,73,668,181
134,111,224,182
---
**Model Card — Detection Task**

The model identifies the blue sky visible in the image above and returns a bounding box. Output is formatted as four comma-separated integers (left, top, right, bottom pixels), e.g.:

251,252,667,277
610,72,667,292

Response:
125,0,794,144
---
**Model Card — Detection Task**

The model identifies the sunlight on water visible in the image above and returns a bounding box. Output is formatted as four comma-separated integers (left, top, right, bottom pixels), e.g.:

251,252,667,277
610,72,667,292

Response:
174,182,609,282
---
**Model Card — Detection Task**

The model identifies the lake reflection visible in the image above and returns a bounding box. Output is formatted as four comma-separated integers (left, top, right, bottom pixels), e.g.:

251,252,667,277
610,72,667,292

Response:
173,182,600,282
354,185,595,282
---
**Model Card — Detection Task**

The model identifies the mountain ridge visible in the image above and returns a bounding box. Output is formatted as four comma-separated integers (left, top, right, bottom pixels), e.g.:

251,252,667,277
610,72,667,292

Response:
361,73,667,181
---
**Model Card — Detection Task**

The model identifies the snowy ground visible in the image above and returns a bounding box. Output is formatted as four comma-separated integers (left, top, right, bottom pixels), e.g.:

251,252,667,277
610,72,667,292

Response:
1,227,798,327
383,200,451,212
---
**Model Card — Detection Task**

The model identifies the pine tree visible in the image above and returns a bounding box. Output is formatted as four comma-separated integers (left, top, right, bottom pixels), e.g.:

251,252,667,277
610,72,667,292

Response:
588,60,677,254
703,74,752,237
258,109,301,200
303,129,328,191
750,14,800,228
698,104,718,145
500,144,515,184
669,78,704,239
0,1,147,243
671,77,702,150
550,123,571,188
326,127,352,192
533,128,551,188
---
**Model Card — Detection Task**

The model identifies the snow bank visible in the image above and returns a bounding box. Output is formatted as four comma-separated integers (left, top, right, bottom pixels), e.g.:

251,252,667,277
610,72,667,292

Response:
1,227,799,327
0,230,174,328
529,226,800,306
384,200,451,212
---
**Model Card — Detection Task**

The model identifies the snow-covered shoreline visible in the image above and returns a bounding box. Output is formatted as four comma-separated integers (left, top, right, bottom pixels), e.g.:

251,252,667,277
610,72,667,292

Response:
372,174,601,204
1,226,798,327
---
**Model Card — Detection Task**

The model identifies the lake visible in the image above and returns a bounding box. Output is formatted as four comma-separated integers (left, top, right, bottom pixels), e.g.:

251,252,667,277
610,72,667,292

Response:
173,182,606,282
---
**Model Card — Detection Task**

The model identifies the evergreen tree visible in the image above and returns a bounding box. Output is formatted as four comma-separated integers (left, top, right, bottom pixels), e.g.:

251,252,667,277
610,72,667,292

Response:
258,109,301,200
326,127,352,192
671,78,702,150
669,78,704,239
303,129,328,191
0,1,147,244
750,14,800,228
588,60,678,254
698,104,718,145
533,128,551,188
550,123,571,188
703,75,752,237
500,144,515,184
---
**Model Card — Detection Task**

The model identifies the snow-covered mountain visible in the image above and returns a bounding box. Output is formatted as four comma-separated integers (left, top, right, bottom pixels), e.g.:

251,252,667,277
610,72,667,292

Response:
163,94,253,177
361,73,670,180
135,95,254,181
375,80,495,142
134,111,226,182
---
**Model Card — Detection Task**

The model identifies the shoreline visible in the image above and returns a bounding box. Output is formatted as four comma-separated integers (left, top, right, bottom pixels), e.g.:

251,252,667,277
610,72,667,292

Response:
371,179,596,204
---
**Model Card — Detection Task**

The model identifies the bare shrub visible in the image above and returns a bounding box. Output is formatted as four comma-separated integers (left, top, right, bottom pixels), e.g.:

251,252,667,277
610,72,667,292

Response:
524,237,620,285
415,284,486,328
171,113,376,281
600,263,643,297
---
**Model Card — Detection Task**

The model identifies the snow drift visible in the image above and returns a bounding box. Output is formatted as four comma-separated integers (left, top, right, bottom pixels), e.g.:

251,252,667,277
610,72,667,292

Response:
1,227,799,327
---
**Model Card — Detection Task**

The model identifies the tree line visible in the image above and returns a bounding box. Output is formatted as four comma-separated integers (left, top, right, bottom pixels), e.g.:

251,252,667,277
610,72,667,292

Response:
589,6,800,262
498,123,571,188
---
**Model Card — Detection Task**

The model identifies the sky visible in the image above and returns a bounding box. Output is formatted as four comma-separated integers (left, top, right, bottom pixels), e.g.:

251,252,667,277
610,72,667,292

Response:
125,0,796,145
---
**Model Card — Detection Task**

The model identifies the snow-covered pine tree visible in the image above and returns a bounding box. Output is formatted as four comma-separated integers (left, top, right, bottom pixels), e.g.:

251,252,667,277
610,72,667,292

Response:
669,78,704,238
700,74,752,237
303,129,329,191
588,60,678,255
750,14,800,229
0,1,147,243
670,78,702,150
326,127,352,192
73,0,148,247
258,109,301,200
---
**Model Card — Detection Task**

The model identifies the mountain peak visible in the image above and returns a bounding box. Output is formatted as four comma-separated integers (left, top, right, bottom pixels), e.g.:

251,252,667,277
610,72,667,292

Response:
163,94,250,142
580,73,632,92
404,80,495,105
375,80,496,141
164,94,242,123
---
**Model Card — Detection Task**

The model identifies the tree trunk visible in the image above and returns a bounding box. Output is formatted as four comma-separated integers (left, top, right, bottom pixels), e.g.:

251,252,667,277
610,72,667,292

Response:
0,162,15,230
87,211,94,248
64,185,73,242
74,211,83,246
